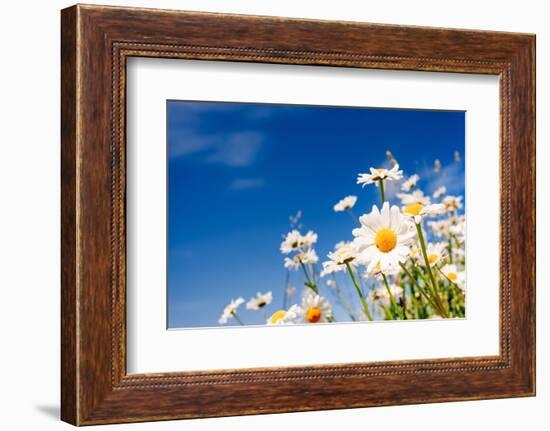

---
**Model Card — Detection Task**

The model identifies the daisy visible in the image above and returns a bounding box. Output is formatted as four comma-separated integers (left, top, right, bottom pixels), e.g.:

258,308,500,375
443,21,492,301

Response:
449,219,466,239
266,304,301,325
368,284,404,308
452,246,466,263
357,164,403,187
352,202,416,273
409,244,421,261
363,261,398,280
419,242,447,267
401,174,419,192
333,195,357,212
283,248,318,270
301,230,319,248
428,219,451,238
301,248,319,264
443,195,463,212
246,291,273,310
320,241,357,277
397,189,431,206
440,264,466,290
280,230,318,254
433,186,447,198
284,256,300,271
297,293,333,323
218,297,245,325
402,202,446,223
280,230,303,254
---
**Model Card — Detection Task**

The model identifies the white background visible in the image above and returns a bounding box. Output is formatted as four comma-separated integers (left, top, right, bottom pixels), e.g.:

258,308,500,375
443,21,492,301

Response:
0,0,546,430
127,59,499,373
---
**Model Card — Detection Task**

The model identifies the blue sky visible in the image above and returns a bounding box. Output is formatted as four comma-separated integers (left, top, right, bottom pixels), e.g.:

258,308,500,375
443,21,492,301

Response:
167,100,465,328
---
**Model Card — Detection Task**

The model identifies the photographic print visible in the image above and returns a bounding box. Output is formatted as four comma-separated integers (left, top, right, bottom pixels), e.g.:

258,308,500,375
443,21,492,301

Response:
167,101,466,329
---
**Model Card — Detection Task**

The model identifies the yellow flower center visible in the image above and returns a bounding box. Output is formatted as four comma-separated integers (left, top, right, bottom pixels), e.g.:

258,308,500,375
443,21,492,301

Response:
447,272,458,281
428,254,438,264
404,203,424,216
269,310,287,324
374,228,398,253
306,307,322,323
376,168,385,173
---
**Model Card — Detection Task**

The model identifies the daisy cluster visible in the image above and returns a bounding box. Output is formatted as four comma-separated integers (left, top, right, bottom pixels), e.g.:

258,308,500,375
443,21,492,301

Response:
218,155,466,326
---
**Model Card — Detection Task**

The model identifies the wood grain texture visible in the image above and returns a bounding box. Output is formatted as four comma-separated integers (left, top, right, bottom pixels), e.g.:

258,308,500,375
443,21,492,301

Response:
60,4,536,425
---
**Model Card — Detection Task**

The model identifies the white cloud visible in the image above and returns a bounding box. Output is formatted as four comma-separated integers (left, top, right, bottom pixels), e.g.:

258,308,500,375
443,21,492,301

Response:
229,177,265,191
169,130,216,157
169,130,264,167
206,132,263,167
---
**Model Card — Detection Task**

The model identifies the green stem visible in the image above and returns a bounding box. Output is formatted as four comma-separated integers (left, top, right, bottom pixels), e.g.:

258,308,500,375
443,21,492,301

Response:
415,223,449,318
345,262,373,321
378,179,386,203
330,275,358,321
399,262,440,313
231,311,244,325
382,273,402,319
300,260,318,294
347,208,361,226
309,262,317,284
283,269,290,309
447,240,453,264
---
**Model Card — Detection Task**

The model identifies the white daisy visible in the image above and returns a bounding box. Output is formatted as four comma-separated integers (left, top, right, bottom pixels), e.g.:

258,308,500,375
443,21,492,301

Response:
409,244,421,261
364,261,399,280
320,241,357,277
302,230,318,248
397,189,431,206
452,247,465,262
284,248,318,270
440,264,466,290
266,304,301,325
357,164,403,187
419,242,447,267
301,248,319,264
218,297,245,325
284,256,300,271
246,291,273,310
433,186,447,198
280,229,318,254
401,174,419,192
280,230,302,254
297,293,333,323
443,195,463,211
449,219,466,240
402,202,446,223
369,284,404,308
427,219,451,238
352,202,416,273
333,195,358,212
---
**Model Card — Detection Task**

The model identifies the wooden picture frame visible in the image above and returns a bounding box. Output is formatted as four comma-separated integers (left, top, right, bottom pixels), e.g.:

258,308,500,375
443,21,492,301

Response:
61,4,535,425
